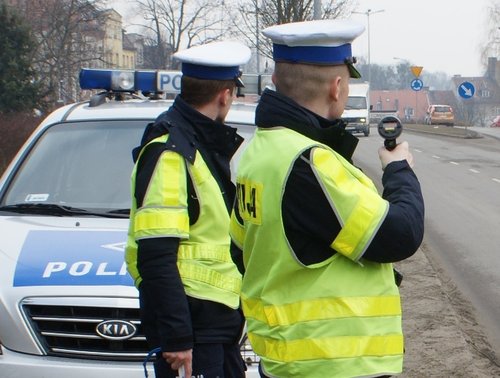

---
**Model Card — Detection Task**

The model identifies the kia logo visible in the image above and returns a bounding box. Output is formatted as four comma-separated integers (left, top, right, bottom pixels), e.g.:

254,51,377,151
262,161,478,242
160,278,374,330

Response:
96,320,137,341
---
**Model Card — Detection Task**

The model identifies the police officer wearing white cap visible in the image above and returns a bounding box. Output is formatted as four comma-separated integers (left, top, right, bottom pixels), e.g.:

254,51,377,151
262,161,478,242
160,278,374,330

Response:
126,41,251,378
230,20,424,377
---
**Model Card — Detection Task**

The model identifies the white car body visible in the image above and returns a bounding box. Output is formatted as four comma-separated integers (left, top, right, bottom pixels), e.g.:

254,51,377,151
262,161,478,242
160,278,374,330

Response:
0,81,259,378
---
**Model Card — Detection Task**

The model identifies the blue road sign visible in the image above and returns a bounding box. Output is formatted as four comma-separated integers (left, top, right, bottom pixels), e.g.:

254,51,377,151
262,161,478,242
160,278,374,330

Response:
411,78,423,91
458,81,475,99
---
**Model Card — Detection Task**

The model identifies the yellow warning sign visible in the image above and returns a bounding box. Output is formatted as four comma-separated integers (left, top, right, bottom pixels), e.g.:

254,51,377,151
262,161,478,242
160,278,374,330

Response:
411,66,423,77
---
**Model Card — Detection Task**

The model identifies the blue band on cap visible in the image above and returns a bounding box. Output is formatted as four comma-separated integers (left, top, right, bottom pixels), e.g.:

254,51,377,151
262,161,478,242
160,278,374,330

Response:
182,63,240,81
273,43,352,65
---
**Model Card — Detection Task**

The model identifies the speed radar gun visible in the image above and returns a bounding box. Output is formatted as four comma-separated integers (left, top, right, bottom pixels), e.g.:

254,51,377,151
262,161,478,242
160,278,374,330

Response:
378,116,403,150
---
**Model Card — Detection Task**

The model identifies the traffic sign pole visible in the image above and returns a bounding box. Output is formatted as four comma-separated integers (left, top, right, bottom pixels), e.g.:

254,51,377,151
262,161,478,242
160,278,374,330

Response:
409,67,423,123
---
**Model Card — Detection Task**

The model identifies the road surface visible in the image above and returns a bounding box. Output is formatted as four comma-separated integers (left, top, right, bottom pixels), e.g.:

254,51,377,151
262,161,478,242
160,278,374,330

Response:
353,126,500,375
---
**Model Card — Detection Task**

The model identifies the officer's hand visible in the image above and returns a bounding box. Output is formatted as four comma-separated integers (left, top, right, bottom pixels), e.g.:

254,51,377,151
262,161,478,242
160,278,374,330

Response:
378,141,414,170
163,349,192,377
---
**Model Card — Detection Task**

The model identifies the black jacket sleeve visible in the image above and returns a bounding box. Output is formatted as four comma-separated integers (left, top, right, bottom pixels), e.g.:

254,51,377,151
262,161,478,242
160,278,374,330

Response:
230,240,245,275
362,160,425,263
282,155,424,265
137,238,194,352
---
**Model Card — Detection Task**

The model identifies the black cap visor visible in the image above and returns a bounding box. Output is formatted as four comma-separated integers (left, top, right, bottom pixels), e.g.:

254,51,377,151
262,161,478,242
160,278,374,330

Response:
345,57,361,79
347,63,361,79
235,70,245,87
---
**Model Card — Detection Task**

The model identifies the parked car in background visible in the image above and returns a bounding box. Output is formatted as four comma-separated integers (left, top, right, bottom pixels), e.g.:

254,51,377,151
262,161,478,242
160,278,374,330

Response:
490,115,500,127
425,104,454,126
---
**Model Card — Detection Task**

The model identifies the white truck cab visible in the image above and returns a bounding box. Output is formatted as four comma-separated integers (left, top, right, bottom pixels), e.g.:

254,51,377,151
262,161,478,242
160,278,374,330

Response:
0,69,260,378
342,81,371,137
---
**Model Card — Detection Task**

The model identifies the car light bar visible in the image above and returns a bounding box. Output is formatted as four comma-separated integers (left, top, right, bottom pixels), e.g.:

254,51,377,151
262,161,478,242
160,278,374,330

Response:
79,68,274,95
79,68,182,93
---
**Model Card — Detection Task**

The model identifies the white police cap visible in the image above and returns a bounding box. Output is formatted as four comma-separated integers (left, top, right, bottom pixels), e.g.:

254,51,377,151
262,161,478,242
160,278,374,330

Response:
173,41,251,87
262,19,365,78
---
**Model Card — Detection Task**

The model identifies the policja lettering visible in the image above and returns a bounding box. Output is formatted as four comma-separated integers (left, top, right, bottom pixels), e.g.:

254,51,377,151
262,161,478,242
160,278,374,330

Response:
43,261,128,278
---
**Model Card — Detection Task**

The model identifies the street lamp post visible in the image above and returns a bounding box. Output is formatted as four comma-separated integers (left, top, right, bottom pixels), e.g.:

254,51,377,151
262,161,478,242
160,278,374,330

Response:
313,0,322,20
255,1,261,73
353,9,384,84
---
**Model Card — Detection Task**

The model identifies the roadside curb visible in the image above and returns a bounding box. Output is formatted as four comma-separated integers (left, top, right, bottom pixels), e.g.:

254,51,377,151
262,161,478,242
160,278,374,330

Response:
402,124,481,139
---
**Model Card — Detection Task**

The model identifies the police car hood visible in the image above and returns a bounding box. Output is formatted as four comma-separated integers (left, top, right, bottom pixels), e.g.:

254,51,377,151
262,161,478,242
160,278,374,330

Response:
0,215,138,354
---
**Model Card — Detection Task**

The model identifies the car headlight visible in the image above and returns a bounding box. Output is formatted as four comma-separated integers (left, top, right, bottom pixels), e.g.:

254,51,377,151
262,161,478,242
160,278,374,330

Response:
360,118,366,123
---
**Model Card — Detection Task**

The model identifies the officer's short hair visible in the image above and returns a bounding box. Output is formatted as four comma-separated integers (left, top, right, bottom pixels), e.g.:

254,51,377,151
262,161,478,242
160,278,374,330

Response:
274,62,348,103
180,76,236,107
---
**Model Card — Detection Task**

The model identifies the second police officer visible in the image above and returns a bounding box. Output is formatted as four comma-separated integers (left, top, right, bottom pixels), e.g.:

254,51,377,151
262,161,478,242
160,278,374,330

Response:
126,41,251,378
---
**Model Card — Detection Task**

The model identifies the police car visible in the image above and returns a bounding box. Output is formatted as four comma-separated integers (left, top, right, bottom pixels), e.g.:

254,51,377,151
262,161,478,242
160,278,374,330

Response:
0,69,261,377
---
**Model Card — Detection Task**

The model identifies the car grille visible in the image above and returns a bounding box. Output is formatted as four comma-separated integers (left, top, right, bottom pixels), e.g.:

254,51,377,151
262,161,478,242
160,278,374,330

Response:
22,299,147,361
342,117,364,124
240,335,261,368
21,297,260,364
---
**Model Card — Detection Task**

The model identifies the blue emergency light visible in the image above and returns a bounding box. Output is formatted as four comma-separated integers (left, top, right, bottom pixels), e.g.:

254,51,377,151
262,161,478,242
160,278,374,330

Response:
79,68,182,93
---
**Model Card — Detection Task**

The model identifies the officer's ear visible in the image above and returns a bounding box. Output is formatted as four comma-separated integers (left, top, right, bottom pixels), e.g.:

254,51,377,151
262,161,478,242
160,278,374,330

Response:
218,88,232,107
329,75,342,102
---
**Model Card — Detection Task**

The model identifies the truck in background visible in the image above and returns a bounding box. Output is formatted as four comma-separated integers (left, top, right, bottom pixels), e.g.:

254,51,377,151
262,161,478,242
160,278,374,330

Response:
342,81,371,136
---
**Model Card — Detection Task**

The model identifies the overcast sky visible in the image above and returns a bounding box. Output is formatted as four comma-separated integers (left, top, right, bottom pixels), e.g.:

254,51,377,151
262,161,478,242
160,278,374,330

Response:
350,0,494,77
111,0,496,78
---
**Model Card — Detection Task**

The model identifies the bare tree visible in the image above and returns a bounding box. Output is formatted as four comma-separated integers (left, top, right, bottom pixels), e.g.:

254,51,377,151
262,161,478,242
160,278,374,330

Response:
231,0,356,71
132,0,225,69
7,0,109,106
481,0,500,65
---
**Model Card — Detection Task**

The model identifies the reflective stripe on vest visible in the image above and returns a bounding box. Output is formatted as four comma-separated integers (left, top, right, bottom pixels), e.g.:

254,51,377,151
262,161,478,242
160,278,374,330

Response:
248,332,403,362
242,294,401,326
134,145,190,239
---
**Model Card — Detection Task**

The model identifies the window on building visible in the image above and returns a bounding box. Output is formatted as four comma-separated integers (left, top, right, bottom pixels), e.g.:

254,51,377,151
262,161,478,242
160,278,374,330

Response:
480,89,491,98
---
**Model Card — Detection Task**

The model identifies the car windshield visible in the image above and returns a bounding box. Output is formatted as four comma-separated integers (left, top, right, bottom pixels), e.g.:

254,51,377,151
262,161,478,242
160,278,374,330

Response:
1,119,256,214
345,96,367,110
1,120,146,212
435,106,451,112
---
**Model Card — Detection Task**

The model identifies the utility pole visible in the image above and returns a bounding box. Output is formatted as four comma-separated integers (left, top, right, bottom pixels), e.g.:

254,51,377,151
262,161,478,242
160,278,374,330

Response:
353,9,384,85
256,1,260,72
313,0,321,20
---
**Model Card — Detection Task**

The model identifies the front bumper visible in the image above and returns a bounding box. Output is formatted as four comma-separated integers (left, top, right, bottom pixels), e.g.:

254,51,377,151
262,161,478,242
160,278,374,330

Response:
0,346,150,378
0,345,260,378
345,123,369,133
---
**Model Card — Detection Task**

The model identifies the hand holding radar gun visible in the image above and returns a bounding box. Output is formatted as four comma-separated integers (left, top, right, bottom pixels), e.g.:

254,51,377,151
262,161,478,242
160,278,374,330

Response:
378,116,403,150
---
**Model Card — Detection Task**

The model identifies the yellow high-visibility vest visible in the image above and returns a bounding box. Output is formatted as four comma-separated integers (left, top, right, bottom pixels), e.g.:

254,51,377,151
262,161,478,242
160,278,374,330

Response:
231,127,402,377
126,134,241,309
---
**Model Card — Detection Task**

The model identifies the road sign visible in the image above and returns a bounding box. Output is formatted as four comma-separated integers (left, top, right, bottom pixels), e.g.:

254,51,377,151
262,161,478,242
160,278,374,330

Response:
458,81,475,99
411,78,423,91
410,66,423,77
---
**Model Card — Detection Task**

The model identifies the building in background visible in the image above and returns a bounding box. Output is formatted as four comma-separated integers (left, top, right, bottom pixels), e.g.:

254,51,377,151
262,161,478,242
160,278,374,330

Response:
370,57,500,127
451,57,500,127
